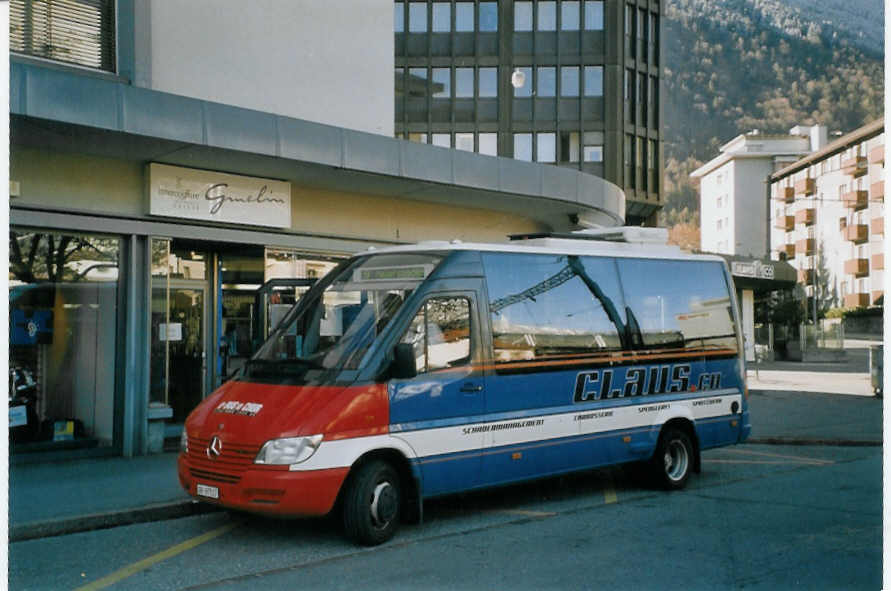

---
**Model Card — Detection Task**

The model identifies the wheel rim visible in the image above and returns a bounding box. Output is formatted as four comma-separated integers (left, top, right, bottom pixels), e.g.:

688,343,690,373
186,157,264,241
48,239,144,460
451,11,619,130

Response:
664,439,688,482
369,480,397,529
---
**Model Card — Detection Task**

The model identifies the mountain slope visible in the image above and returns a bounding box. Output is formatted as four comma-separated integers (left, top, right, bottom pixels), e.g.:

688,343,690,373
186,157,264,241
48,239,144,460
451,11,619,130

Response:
661,0,884,222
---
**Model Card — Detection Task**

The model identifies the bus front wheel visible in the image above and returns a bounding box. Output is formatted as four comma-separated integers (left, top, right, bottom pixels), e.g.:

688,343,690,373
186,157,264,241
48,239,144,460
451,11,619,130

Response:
342,460,402,545
652,427,693,491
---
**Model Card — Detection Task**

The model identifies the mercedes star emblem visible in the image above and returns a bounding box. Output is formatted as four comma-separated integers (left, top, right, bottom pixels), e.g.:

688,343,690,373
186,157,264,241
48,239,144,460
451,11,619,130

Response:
207,435,222,459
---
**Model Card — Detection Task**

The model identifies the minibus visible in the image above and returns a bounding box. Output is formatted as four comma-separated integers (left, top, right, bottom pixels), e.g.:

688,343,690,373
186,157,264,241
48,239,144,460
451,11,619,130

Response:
178,230,750,545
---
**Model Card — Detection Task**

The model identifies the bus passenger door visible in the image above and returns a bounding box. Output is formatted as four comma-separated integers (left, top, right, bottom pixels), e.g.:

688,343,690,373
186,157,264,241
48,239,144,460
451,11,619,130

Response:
389,290,485,496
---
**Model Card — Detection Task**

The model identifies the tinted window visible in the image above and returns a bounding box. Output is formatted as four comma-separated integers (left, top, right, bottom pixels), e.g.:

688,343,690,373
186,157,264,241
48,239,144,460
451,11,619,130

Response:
456,68,474,97
515,1,533,30
432,2,450,32
538,1,557,30
561,67,579,96
584,0,604,29
456,2,474,31
513,66,533,97
561,1,580,30
409,2,427,32
479,67,498,97
483,253,626,363
537,66,556,97
618,259,737,352
479,2,498,31
514,134,533,161
584,66,603,96
432,68,450,98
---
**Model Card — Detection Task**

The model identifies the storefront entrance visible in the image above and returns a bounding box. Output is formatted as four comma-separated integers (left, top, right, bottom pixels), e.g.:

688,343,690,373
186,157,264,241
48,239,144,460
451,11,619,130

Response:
150,239,342,435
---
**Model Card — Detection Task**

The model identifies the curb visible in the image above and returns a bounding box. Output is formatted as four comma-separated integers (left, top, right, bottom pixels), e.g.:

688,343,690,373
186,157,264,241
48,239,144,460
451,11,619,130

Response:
10,500,221,542
747,437,882,447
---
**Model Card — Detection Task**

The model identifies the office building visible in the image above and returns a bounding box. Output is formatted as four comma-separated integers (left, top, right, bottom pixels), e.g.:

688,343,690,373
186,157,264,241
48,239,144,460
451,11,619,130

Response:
394,0,663,224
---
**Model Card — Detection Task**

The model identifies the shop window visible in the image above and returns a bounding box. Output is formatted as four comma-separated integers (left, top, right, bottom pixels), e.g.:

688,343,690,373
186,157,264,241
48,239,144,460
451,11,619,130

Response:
9,230,120,449
10,0,116,72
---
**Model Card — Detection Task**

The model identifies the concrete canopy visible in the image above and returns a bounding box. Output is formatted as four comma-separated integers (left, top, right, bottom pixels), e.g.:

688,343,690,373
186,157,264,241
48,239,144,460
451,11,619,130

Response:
10,60,625,232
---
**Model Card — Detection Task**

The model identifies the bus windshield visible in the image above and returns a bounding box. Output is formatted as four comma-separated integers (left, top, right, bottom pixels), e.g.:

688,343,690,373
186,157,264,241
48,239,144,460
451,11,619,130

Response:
249,252,444,377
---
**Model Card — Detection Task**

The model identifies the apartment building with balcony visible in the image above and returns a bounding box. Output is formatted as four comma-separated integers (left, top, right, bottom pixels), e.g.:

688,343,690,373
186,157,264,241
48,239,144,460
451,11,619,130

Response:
769,119,884,313
394,0,663,225
691,126,825,256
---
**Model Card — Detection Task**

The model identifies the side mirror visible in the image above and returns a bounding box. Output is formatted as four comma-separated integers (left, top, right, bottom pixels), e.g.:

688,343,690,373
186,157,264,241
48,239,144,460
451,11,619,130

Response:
391,343,417,380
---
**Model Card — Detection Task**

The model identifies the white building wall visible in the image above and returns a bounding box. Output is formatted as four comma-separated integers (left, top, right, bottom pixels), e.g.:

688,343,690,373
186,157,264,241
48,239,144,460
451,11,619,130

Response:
134,0,394,137
732,158,772,257
699,162,734,253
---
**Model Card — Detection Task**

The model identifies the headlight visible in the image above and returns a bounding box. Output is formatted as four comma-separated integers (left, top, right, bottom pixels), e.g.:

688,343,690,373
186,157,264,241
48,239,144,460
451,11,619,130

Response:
255,435,323,467
180,430,189,454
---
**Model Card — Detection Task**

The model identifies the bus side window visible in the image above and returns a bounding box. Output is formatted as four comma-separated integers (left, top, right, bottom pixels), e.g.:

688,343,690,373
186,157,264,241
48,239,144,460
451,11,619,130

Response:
400,297,471,374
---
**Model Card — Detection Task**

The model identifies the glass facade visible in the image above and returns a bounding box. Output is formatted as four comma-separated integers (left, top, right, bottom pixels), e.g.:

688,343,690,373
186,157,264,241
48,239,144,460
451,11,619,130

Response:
395,0,663,223
9,230,120,450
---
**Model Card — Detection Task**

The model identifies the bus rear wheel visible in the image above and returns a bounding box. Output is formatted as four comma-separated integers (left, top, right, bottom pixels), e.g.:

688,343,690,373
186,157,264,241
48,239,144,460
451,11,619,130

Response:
652,427,693,490
342,460,402,545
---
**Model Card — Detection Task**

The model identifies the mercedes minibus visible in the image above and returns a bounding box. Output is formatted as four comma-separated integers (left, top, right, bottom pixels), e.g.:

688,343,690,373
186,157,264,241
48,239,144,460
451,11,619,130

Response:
178,230,750,545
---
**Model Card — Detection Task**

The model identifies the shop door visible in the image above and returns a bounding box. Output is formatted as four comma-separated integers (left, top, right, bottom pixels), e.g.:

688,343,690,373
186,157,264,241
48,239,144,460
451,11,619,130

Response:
167,283,208,423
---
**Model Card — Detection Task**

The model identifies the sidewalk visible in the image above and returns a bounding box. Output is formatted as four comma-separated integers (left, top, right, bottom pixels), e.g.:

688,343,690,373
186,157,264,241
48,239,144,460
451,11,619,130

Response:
8,355,882,542
8,452,213,542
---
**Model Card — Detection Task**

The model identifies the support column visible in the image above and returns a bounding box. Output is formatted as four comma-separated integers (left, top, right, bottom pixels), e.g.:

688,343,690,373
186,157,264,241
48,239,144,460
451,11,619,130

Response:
741,289,755,362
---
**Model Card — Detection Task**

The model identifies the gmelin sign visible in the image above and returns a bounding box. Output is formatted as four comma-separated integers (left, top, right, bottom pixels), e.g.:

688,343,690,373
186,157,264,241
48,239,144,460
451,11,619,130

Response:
148,163,291,228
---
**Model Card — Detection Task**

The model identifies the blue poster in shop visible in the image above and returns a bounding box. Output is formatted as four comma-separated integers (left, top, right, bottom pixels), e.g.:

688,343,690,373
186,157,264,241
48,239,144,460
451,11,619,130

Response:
11,309,53,345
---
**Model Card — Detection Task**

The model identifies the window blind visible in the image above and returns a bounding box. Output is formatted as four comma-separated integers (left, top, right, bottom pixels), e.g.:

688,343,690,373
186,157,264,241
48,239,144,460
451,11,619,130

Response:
10,0,116,72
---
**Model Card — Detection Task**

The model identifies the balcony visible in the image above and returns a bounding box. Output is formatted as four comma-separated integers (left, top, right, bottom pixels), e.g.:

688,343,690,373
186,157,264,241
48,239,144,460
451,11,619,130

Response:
842,190,868,210
843,293,870,308
774,215,794,231
871,216,884,235
844,258,869,277
777,186,795,203
868,145,884,165
797,269,815,283
795,238,815,255
870,180,883,201
794,208,815,225
844,224,868,244
841,155,867,177
872,253,884,270
778,243,795,259
794,178,815,196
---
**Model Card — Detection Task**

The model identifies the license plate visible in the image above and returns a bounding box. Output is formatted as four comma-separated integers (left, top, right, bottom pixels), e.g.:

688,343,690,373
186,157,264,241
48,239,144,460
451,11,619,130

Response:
196,484,219,499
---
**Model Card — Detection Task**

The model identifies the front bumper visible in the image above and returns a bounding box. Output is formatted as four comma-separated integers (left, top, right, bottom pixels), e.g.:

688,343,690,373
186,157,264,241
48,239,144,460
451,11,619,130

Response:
178,454,349,516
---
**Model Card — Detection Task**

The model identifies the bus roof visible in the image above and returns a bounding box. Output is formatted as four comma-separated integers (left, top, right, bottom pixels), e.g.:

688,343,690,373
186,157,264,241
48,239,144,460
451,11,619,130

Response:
357,237,727,264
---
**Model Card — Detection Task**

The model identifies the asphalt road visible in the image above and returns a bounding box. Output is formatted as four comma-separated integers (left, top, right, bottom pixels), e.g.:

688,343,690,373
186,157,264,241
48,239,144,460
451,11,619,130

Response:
10,443,881,591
